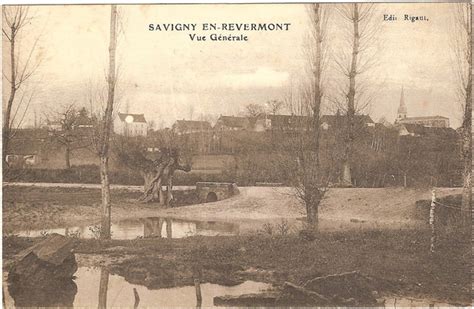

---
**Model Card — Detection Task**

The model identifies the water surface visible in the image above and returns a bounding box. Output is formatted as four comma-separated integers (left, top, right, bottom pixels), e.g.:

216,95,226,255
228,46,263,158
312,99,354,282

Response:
17,217,239,239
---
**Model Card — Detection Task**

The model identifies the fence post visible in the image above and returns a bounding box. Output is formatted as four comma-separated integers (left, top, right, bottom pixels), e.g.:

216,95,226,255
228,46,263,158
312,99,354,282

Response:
429,189,436,253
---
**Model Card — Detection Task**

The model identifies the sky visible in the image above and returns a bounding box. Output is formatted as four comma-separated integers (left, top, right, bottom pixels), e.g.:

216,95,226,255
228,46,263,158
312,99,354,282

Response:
2,3,466,128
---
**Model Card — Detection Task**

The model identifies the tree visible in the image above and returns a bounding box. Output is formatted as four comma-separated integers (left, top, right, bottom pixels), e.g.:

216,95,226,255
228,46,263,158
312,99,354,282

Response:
2,6,42,168
97,5,118,240
281,4,330,229
452,3,472,215
334,4,379,186
115,135,191,206
266,100,284,115
46,105,92,169
245,103,265,117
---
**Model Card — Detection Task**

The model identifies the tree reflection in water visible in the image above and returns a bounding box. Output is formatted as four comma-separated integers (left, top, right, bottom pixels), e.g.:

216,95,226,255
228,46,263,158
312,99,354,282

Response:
98,267,109,309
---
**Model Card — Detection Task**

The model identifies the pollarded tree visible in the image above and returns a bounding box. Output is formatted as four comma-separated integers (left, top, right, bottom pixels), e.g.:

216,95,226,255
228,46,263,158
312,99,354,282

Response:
280,3,331,229
115,134,191,206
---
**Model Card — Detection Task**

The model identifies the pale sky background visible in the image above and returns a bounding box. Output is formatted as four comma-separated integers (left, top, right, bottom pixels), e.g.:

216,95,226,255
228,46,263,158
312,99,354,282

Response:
2,3,465,128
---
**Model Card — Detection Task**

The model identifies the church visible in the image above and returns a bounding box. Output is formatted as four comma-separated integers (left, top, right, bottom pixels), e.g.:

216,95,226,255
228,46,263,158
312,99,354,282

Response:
394,87,450,128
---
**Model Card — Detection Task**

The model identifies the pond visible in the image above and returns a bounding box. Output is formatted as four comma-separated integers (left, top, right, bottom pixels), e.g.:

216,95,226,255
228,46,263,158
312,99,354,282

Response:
4,267,272,307
17,217,239,239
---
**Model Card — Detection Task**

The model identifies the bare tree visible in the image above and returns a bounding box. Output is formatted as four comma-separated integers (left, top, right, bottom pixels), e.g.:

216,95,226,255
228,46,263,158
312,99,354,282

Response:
245,103,265,117
266,99,284,115
96,5,118,240
46,105,92,169
333,3,379,186
281,4,330,229
2,6,42,167
452,3,472,215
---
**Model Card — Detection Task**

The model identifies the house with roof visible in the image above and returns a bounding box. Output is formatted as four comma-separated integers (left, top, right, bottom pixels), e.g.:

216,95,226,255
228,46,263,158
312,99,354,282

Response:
172,119,212,135
320,114,375,131
6,128,50,167
268,114,312,131
114,113,147,137
214,116,251,131
265,113,374,131
397,123,456,137
394,87,450,128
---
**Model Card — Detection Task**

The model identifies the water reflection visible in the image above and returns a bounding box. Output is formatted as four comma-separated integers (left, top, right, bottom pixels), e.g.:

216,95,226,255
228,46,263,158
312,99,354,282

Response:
98,267,109,309
7,275,77,307
4,267,464,308
17,217,239,240
4,267,271,308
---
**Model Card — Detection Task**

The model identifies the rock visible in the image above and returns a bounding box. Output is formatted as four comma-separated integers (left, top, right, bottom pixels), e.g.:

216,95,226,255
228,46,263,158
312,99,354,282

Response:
214,292,279,307
7,234,78,307
8,233,77,284
303,271,378,306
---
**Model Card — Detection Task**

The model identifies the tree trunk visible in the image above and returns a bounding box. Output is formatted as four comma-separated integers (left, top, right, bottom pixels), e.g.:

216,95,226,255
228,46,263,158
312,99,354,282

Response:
100,156,111,239
3,28,17,167
166,218,173,238
99,5,117,240
98,267,109,309
461,3,472,218
65,145,71,169
343,3,360,187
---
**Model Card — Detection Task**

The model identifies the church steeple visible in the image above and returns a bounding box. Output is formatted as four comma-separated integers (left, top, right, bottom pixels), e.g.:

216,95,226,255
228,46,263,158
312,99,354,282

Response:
397,86,407,121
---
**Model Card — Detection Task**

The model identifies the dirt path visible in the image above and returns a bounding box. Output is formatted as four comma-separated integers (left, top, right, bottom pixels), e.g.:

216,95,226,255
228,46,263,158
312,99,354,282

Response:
3,184,463,233
153,186,462,225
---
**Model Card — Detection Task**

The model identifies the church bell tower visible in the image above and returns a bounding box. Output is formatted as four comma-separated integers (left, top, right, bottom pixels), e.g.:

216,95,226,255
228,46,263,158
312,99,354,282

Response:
396,86,407,122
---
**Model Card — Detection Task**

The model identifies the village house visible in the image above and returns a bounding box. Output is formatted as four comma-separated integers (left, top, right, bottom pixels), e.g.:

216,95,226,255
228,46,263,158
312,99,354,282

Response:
114,113,148,137
214,116,251,131
397,123,456,137
320,114,375,131
6,129,49,167
172,119,212,135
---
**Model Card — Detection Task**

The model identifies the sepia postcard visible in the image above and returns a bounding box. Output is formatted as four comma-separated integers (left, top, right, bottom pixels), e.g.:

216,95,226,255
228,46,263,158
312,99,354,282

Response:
1,1,473,308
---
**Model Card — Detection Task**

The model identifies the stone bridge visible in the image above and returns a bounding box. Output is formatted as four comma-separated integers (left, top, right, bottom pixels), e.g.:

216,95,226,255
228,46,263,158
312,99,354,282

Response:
196,182,239,203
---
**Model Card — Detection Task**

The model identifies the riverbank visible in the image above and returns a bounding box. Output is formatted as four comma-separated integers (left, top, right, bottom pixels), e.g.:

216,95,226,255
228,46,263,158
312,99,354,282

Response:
3,227,471,306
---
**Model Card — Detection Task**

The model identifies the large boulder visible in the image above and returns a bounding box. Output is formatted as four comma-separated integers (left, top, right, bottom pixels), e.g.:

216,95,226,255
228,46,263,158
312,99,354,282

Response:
7,233,78,307
8,233,78,283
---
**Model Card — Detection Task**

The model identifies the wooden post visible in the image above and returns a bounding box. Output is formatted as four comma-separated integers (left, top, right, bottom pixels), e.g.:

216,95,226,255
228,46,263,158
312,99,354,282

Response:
429,189,436,253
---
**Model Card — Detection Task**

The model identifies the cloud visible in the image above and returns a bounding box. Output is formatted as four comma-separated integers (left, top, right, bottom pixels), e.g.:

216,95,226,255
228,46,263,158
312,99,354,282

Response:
219,67,289,89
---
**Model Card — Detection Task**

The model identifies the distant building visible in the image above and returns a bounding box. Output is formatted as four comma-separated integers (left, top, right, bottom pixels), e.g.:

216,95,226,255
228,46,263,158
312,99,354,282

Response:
395,87,450,128
320,114,375,131
172,120,211,135
267,113,374,131
114,113,147,137
6,129,49,167
214,116,251,131
268,114,311,131
397,123,456,137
